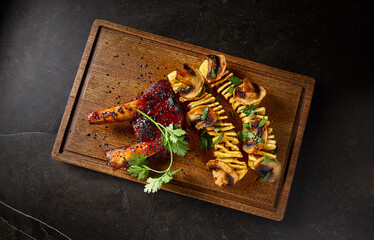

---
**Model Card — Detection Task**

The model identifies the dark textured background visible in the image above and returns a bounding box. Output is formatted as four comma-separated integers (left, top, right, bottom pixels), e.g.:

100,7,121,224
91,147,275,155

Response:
1,0,373,239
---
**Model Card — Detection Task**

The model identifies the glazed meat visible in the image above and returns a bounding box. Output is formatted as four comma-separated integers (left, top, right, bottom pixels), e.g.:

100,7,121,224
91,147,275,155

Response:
88,80,184,169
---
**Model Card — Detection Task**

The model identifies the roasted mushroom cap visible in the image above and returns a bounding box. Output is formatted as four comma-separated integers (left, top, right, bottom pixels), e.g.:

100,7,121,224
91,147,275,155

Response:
186,105,218,130
206,160,239,187
176,63,204,99
206,55,227,83
243,119,268,154
253,157,281,183
233,78,266,105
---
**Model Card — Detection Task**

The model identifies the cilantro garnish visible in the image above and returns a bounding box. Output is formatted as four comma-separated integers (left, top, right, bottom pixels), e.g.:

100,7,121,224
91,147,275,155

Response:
229,76,241,86
211,68,216,78
241,104,257,117
215,95,221,103
198,84,206,97
258,117,266,128
261,154,279,164
237,129,264,143
200,107,209,121
213,132,225,145
228,85,235,94
214,123,221,133
131,110,189,193
243,122,251,129
199,129,214,152
230,112,238,120
262,171,271,183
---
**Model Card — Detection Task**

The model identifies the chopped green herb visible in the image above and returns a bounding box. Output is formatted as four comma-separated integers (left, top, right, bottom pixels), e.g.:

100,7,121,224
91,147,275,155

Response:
211,68,216,78
200,137,208,152
228,85,235,94
261,154,279,164
262,171,271,183
133,110,189,193
215,95,221,103
213,132,225,145
230,112,238,119
258,117,267,128
200,107,209,120
241,104,257,117
207,87,213,94
237,129,264,143
128,153,149,180
243,122,250,130
198,84,206,97
214,124,221,133
229,76,241,86
199,129,214,152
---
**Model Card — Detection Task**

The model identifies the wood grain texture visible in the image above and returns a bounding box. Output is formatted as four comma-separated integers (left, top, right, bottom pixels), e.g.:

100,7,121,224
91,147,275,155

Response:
52,19,314,221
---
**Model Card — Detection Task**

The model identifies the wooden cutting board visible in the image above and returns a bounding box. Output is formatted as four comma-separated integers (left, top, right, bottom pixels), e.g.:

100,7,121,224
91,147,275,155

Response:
52,19,314,221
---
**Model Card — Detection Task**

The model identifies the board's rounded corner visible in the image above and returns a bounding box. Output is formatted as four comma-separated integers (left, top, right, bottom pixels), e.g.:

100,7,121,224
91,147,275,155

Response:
93,18,106,26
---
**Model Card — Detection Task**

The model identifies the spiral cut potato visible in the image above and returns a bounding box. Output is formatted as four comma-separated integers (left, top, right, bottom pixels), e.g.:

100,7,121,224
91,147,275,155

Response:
167,66,248,187
199,56,281,183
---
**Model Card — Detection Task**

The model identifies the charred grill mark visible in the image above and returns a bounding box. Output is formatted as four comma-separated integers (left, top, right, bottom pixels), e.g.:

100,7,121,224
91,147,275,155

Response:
179,86,193,94
208,55,220,78
226,173,234,186
252,83,260,94
183,64,196,76
235,87,246,98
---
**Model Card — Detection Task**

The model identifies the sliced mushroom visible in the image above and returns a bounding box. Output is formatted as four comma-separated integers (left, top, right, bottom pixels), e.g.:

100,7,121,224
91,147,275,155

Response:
243,118,268,154
206,55,227,83
186,105,218,130
176,63,204,99
253,157,281,183
206,160,239,187
233,78,266,105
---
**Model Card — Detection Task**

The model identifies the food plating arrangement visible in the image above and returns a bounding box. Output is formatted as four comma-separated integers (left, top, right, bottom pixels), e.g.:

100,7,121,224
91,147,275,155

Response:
87,54,281,192
52,20,314,220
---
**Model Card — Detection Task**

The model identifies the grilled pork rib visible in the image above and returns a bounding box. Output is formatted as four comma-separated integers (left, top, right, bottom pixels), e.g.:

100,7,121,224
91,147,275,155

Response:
88,80,184,169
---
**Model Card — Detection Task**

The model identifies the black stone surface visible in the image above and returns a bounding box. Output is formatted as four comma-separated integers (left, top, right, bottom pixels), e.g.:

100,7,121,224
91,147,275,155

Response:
1,0,373,239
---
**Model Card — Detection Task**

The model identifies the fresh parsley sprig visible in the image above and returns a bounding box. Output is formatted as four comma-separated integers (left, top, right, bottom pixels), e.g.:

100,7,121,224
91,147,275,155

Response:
211,68,217,78
227,76,242,94
237,129,264,143
128,110,189,193
241,104,257,117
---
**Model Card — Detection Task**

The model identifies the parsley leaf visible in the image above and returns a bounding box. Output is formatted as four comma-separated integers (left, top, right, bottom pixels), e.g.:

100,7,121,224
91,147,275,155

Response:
199,129,214,152
258,117,266,128
198,84,206,97
144,177,163,193
128,153,150,180
214,124,221,133
201,107,209,121
230,112,238,119
135,110,188,193
228,85,235,94
128,165,149,180
261,154,279,164
262,171,271,183
213,132,225,145
211,68,216,78
241,104,257,117
229,76,241,86
215,95,221,103
243,122,250,130
171,138,189,157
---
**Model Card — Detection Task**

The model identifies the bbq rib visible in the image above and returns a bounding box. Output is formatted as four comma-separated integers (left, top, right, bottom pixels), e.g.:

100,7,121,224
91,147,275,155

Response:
88,80,184,169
